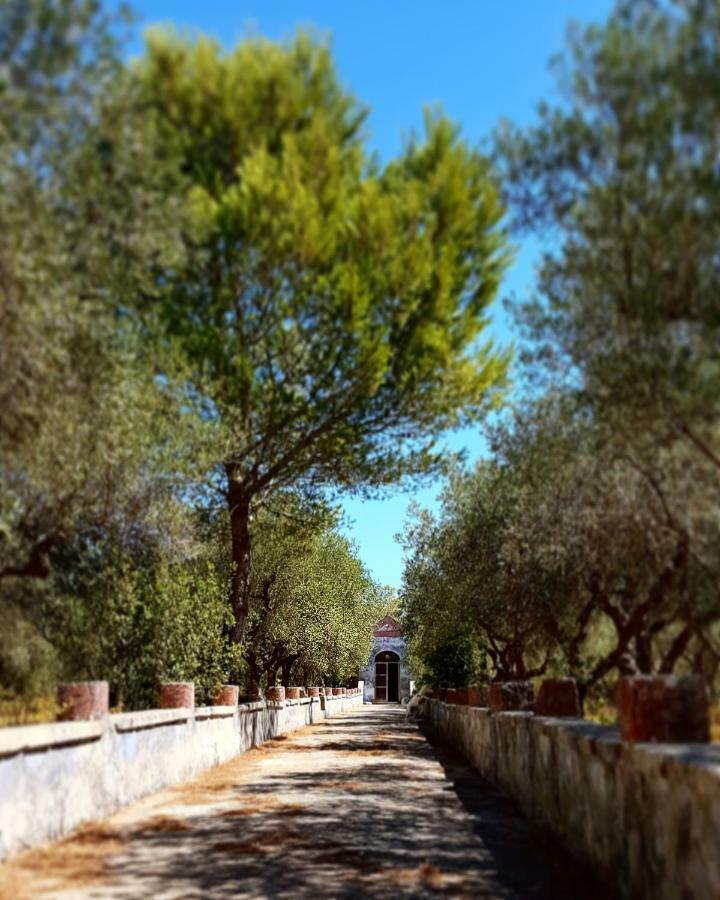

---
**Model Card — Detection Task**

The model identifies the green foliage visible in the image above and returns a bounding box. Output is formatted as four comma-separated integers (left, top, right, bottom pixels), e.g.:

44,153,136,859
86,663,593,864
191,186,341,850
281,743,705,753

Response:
422,637,484,689
401,396,717,694
244,496,384,687
130,30,511,639
403,1,720,696
496,0,720,463
495,0,720,686
0,0,200,585
3,8,458,705
19,535,237,709
0,606,58,699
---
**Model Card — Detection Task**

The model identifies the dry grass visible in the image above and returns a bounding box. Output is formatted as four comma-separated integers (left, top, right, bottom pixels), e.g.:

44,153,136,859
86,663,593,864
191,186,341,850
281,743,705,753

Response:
211,824,301,856
321,779,366,793
387,862,448,889
217,797,303,818
0,693,58,727
0,823,123,900
169,750,264,805
583,701,617,727
131,815,192,835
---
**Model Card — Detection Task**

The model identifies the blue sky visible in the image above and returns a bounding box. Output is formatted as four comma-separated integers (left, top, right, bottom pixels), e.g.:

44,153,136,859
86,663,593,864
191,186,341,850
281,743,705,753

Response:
129,0,614,588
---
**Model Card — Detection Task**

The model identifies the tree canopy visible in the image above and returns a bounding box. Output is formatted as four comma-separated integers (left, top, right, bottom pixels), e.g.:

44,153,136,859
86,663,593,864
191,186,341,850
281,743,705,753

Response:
401,0,720,701
130,31,510,641
244,497,387,688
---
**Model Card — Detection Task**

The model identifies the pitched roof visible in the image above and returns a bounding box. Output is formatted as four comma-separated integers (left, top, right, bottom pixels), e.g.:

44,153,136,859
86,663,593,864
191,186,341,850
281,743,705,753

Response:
373,615,402,638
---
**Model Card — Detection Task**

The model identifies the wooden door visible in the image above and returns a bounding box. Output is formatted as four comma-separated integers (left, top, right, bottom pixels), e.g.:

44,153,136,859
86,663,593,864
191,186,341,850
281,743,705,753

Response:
375,661,388,702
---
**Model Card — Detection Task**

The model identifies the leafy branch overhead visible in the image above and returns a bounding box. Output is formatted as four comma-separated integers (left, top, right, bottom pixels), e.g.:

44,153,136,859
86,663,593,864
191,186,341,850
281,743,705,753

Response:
129,31,510,641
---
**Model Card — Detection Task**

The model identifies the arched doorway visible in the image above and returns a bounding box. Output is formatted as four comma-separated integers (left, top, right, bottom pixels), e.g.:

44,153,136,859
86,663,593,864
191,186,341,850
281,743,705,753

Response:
374,650,400,703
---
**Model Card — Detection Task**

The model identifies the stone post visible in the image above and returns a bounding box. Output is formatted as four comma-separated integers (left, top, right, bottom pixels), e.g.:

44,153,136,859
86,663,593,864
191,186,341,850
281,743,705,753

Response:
158,682,194,709
56,681,109,721
467,685,489,707
243,683,263,702
214,684,239,706
266,686,285,703
489,681,534,712
285,686,301,700
534,678,581,717
616,675,709,742
306,687,320,697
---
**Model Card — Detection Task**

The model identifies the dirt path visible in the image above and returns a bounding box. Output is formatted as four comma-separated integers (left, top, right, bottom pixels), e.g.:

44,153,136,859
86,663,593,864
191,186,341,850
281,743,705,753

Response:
1,705,608,899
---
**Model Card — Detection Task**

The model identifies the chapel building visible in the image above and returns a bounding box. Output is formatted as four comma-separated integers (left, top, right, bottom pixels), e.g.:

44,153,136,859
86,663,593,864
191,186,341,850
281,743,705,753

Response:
360,615,413,703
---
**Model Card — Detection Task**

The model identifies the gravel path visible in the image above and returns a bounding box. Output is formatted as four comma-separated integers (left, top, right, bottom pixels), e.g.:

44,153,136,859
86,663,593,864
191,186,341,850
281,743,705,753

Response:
1,705,608,899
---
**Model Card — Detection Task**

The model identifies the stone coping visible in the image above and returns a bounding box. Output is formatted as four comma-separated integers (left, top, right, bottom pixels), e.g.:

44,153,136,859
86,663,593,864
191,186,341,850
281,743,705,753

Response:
0,694,349,757
111,708,191,732
0,721,104,758
193,705,237,720
431,698,720,772
236,701,266,713
270,697,319,708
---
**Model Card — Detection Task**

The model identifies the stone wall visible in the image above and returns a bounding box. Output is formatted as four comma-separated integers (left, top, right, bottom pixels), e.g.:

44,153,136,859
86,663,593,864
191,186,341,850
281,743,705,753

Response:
0,692,362,859
425,699,720,900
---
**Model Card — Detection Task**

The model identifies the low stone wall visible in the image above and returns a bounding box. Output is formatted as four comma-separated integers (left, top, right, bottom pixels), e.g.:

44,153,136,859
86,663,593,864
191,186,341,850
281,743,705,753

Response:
0,692,362,859
426,699,720,900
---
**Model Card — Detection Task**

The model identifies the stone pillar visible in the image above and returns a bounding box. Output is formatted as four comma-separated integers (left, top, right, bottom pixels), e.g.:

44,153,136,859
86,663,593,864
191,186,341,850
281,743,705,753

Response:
306,687,320,697
616,675,709,742
332,687,342,696
489,681,534,712
285,686,301,700
467,685,489,707
243,683,262,702
57,681,109,721
266,686,285,703
214,684,239,706
534,678,581,717
158,682,194,709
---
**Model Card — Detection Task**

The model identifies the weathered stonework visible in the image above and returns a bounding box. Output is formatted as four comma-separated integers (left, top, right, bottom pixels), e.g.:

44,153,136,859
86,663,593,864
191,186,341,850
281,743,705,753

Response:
158,682,194,709
467,685,489,707
616,674,709,742
213,684,239,706
56,681,109,721
426,699,720,900
0,692,363,859
488,681,534,711
534,678,580,717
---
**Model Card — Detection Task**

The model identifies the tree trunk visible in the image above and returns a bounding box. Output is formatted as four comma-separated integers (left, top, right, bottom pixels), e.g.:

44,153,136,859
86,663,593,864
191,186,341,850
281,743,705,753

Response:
281,655,298,686
227,472,252,644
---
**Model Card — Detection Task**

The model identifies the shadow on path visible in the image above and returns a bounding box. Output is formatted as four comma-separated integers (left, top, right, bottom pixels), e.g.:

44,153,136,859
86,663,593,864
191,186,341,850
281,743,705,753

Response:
6,706,613,900
419,723,612,900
